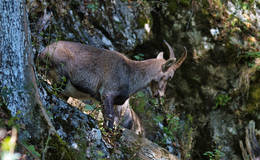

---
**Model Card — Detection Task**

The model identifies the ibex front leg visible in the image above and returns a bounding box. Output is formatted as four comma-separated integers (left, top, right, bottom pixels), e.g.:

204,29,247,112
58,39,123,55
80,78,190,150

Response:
102,93,116,129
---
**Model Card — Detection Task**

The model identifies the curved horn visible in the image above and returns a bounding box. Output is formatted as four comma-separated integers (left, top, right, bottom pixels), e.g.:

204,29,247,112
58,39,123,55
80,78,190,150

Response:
163,40,176,61
172,47,187,70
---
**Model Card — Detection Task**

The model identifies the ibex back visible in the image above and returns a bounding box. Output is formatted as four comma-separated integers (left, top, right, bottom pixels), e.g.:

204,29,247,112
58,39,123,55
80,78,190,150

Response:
38,41,187,129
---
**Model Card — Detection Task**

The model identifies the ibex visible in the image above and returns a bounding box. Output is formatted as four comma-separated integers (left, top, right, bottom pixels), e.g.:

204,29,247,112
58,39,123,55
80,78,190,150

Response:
38,40,187,129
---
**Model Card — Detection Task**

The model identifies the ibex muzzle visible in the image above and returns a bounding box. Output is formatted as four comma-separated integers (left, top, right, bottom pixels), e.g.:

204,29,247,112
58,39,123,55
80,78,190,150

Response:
38,41,187,129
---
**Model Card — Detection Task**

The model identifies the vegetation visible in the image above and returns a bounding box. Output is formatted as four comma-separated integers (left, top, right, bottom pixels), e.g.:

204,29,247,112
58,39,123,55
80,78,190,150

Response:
0,128,20,160
244,51,260,69
215,93,232,108
86,0,99,12
203,149,224,160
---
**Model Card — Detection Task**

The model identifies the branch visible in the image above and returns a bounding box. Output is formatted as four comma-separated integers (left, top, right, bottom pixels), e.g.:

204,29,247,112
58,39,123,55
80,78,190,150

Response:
240,120,260,160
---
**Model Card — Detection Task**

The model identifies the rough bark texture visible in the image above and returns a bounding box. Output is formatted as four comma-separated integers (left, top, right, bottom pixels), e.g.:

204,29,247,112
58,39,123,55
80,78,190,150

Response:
0,1,32,115
0,0,44,141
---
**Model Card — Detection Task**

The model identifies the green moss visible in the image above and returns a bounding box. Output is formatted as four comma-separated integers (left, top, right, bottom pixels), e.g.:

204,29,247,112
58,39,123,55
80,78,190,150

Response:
167,1,177,14
179,0,190,6
45,134,85,160
137,15,148,28
130,91,147,113
245,83,260,114
116,137,142,160
251,85,260,100
215,94,231,108
167,0,190,13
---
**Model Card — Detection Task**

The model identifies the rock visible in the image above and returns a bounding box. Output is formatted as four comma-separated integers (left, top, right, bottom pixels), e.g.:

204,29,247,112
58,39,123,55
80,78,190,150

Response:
209,110,240,160
38,83,110,159
28,0,153,52
117,128,179,160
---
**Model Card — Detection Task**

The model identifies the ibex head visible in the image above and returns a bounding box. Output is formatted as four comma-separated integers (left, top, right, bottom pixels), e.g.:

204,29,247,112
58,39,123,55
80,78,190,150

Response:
150,40,187,97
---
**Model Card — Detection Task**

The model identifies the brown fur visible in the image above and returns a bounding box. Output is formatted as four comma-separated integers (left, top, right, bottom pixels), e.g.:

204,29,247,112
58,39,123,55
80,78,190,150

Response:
38,41,187,129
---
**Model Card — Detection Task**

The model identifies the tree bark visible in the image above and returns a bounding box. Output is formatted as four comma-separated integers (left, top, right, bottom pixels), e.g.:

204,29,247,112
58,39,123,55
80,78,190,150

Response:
0,0,32,114
0,0,44,140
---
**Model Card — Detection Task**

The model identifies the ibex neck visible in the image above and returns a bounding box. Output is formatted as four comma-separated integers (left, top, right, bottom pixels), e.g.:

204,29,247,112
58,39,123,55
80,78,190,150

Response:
128,59,162,95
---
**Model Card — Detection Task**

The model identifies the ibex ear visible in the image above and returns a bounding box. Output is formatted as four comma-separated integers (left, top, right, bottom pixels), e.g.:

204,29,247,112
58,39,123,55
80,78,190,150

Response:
157,52,164,59
162,59,175,72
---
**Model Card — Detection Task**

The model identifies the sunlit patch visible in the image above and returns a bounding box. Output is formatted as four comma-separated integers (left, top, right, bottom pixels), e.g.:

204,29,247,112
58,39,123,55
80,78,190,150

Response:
210,28,219,37
144,23,151,33
255,58,260,66
71,142,78,149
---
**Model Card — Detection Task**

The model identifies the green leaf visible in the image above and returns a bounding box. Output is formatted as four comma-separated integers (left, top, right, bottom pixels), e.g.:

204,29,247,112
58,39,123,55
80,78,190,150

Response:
1,137,12,151
134,53,145,60
85,104,95,111
97,151,105,157
154,115,164,123
150,98,158,105
246,52,260,57
61,76,67,82
28,145,41,158
21,143,41,158
136,91,145,98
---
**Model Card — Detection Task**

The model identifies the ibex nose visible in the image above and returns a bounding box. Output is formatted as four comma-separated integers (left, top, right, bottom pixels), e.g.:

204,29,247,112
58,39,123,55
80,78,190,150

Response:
153,91,161,98
158,91,165,97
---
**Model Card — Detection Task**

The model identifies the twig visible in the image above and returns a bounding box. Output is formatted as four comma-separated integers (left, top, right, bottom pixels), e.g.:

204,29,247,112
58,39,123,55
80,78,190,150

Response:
17,141,40,160
42,131,51,160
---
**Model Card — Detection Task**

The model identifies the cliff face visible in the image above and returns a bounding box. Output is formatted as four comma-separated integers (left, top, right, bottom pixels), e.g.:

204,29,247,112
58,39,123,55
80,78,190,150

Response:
27,0,259,159
150,1,259,159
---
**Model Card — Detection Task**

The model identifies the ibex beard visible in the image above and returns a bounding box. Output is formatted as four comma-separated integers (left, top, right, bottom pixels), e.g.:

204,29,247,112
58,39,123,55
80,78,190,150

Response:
38,40,187,129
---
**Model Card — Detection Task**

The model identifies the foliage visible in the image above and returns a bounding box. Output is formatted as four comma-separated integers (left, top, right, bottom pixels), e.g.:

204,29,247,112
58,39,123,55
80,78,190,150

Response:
154,114,180,142
6,116,20,129
244,52,260,69
50,76,67,96
195,0,259,66
154,112,194,159
215,94,231,108
245,52,260,58
203,149,224,160
21,142,41,159
131,90,195,158
0,128,21,160
131,91,149,113
86,0,99,12
134,53,145,61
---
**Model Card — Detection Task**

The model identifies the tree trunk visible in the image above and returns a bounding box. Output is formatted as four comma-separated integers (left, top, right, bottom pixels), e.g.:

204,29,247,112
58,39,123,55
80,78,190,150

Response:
0,0,43,140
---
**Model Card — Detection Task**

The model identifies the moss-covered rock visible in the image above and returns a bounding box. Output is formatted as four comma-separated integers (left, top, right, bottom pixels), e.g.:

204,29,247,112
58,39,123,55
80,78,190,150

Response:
245,71,260,117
